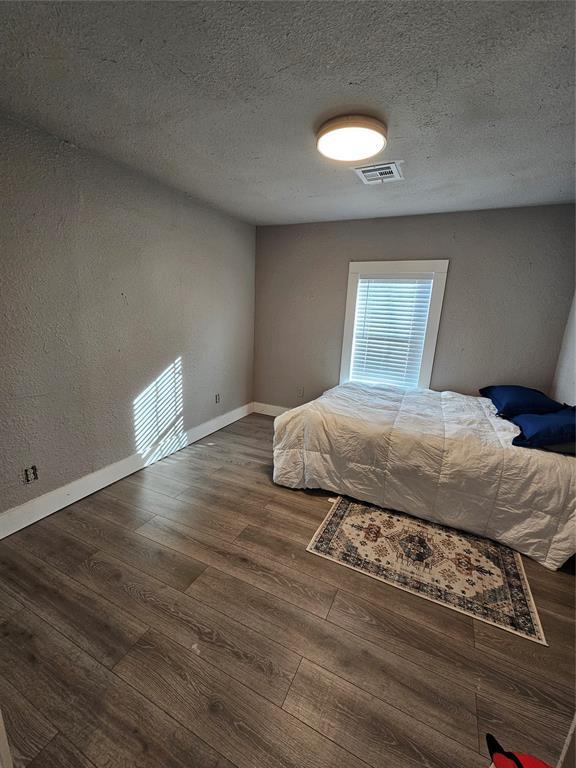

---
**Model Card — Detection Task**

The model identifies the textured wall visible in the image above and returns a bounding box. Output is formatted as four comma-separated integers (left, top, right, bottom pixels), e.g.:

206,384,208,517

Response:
254,206,575,407
0,116,255,514
552,295,576,404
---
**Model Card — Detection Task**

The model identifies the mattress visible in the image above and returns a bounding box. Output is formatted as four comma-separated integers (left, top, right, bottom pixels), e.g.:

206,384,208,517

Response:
273,382,576,570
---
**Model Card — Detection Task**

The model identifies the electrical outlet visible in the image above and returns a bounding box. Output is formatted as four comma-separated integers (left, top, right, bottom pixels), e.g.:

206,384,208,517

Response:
215,393,220,404
22,465,38,484
297,386,304,400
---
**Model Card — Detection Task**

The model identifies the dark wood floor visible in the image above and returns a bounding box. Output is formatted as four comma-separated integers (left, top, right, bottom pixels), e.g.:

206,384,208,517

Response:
0,413,574,767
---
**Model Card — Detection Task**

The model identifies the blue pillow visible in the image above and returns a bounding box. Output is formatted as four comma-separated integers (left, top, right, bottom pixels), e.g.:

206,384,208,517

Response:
511,408,576,453
479,385,564,418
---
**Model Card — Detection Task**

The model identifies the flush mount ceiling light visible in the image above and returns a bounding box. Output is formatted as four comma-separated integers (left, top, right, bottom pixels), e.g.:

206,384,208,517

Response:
316,115,387,162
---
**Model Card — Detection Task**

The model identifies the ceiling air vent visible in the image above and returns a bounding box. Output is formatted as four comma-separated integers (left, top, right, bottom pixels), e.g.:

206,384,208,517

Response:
354,161,404,185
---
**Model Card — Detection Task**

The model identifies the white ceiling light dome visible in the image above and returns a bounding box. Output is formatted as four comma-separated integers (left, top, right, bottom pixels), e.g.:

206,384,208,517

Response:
316,115,387,162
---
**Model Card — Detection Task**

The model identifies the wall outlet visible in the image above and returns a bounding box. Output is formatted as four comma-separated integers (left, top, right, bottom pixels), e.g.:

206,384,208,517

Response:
215,393,220,404
297,386,305,400
22,465,38,484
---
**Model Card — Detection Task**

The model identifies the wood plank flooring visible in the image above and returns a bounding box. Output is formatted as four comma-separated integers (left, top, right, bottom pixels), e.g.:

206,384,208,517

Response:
0,413,573,767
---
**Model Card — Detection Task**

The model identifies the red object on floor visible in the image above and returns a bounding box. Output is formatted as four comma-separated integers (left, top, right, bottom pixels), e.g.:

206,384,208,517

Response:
487,734,553,768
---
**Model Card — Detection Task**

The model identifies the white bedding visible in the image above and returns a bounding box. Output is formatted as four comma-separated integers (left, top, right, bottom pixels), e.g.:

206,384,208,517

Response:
273,382,576,570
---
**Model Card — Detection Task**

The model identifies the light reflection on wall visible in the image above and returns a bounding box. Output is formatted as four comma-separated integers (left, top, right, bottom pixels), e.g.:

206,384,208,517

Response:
133,357,187,465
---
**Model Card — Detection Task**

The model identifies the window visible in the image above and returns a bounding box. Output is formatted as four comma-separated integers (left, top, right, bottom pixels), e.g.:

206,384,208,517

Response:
340,260,449,389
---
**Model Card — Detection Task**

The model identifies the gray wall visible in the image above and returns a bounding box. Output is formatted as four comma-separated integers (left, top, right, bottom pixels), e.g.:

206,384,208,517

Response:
553,295,576,404
0,116,255,515
254,205,575,407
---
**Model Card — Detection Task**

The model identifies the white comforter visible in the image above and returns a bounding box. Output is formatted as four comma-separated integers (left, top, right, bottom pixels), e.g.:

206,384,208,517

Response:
273,383,576,570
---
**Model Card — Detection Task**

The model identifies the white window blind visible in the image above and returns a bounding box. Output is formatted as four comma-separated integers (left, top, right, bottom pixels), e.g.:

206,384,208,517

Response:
349,277,434,388
341,260,449,390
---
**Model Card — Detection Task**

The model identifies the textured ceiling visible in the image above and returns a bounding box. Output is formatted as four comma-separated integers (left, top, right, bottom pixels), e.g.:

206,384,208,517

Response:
0,1,574,224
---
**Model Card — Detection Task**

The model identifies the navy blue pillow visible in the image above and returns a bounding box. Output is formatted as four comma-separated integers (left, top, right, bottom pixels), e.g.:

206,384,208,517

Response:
511,408,576,453
479,385,564,418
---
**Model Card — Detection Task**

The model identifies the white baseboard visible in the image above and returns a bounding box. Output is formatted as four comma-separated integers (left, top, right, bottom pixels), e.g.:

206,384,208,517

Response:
252,402,289,417
185,403,252,444
0,402,253,540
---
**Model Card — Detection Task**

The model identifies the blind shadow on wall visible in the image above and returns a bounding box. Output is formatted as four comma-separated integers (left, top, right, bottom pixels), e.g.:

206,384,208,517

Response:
133,357,187,465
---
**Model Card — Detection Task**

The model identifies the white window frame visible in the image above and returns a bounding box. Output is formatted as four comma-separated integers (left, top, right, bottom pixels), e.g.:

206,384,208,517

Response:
340,260,449,389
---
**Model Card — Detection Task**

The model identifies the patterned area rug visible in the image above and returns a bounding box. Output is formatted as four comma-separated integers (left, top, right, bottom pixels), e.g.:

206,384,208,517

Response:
308,497,546,644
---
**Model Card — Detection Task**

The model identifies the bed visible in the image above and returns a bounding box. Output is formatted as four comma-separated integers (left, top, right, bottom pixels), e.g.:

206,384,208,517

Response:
273,382,576,570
